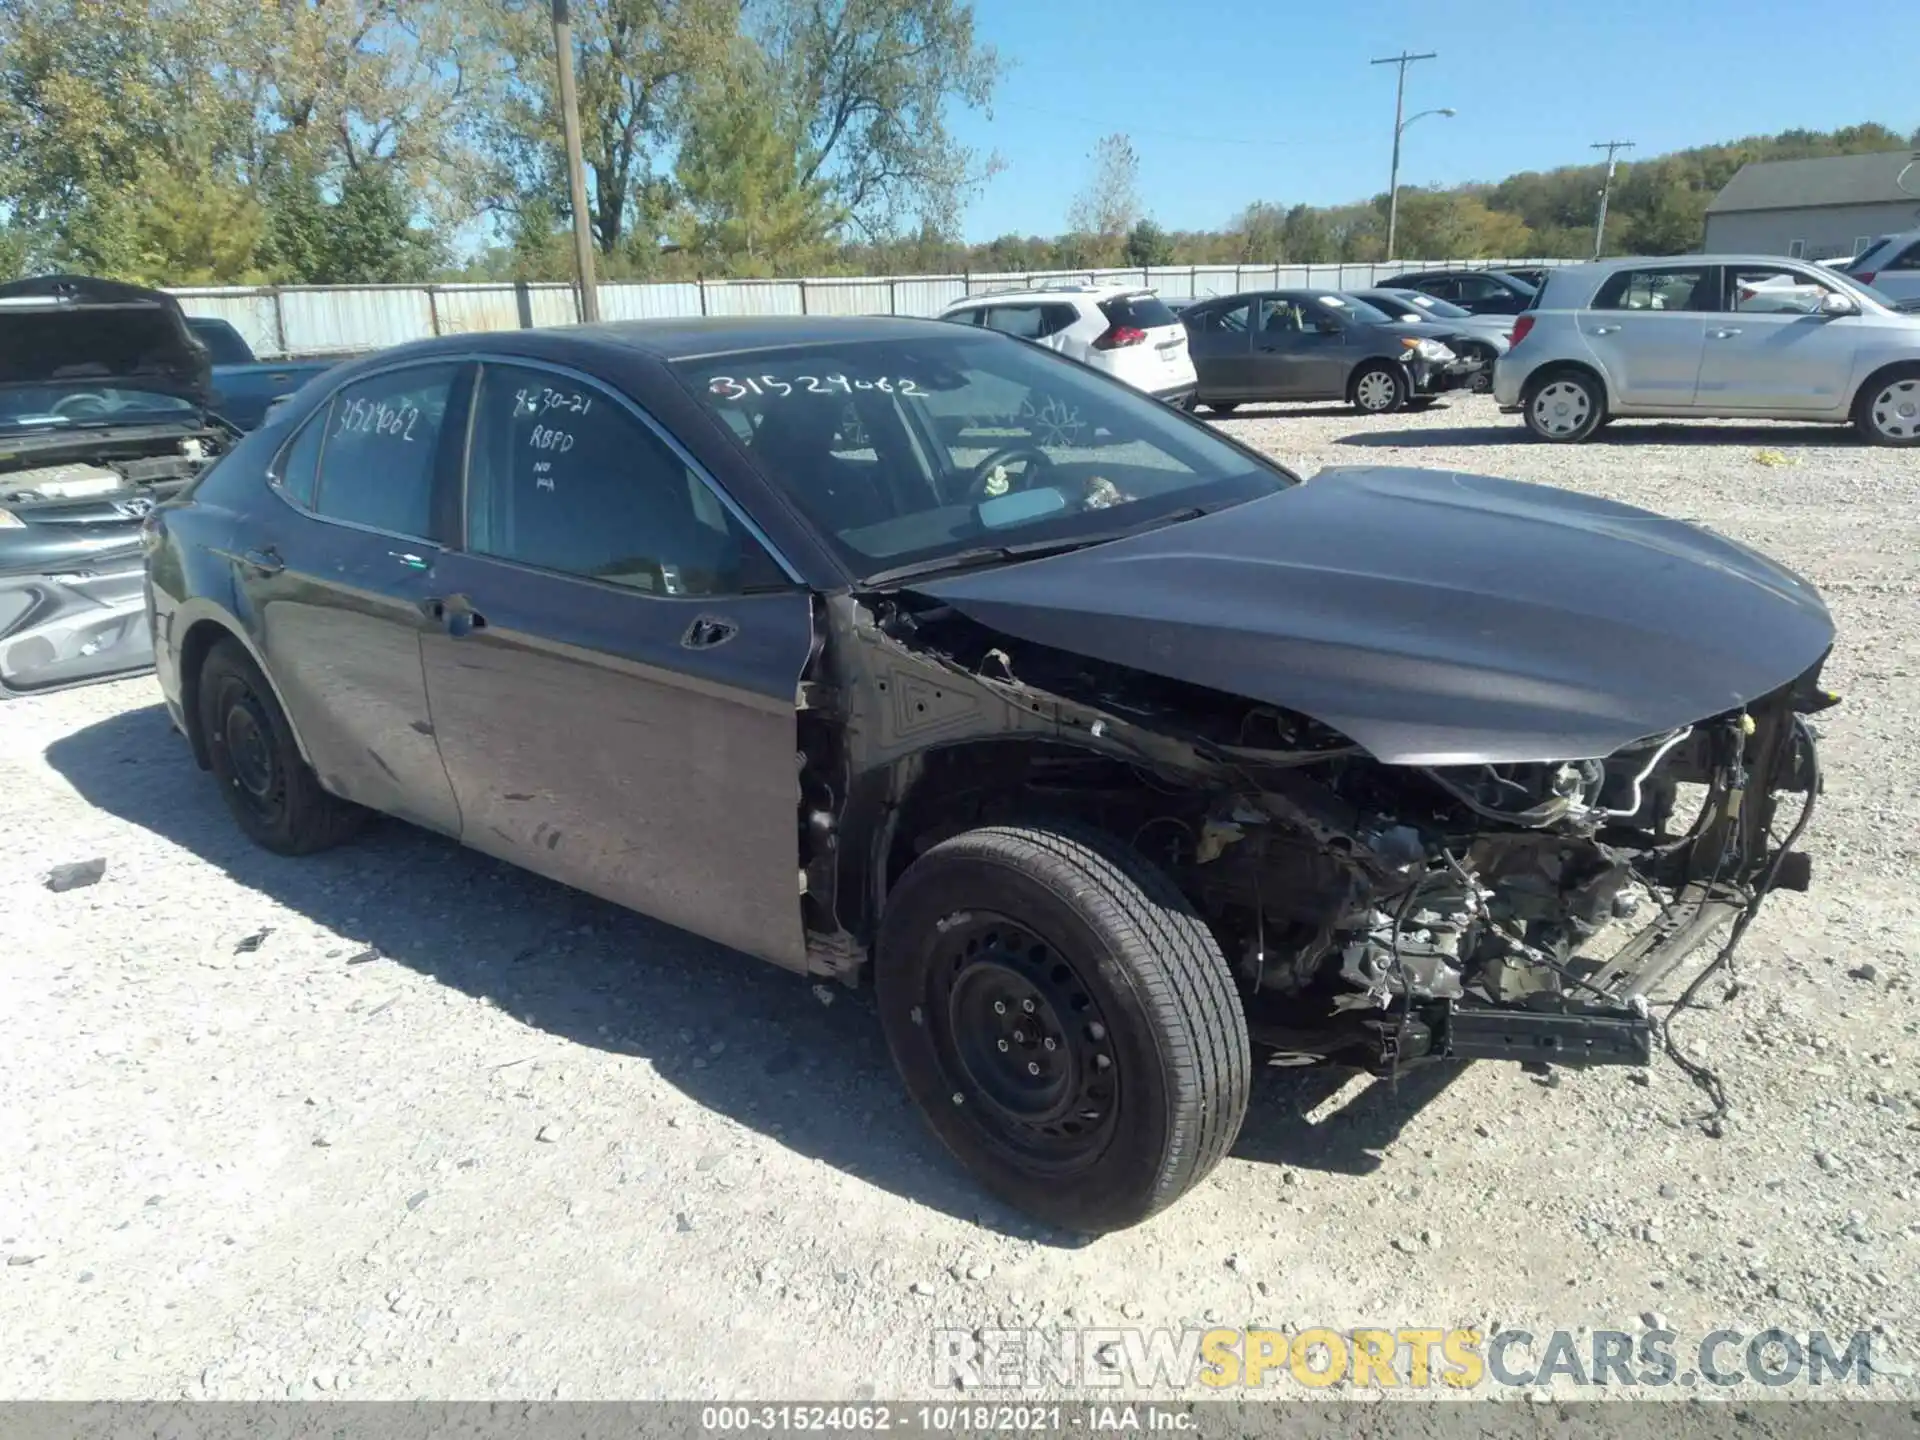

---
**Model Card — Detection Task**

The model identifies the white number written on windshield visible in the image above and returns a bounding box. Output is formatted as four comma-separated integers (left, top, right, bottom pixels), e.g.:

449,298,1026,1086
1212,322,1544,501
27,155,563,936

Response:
707,374,927,401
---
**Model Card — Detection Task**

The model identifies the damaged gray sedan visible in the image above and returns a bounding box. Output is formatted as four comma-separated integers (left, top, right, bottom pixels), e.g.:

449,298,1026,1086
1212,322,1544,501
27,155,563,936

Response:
143,317,1835,1233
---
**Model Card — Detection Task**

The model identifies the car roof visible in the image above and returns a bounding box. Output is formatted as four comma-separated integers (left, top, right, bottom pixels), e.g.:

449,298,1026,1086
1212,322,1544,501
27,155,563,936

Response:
341,314,967,366
944,284,1144,307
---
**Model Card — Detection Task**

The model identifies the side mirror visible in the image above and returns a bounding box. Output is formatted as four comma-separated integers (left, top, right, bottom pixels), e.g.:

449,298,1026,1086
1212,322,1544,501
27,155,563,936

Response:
1819,292,1860,317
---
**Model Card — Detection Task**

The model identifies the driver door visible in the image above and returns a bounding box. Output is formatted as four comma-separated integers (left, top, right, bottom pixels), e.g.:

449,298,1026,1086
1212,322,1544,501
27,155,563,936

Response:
417,360,817,970
1694,263,1862,413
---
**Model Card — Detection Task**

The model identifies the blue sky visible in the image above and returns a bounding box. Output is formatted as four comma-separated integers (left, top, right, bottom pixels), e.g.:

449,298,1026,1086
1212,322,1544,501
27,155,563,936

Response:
948,0,1917,241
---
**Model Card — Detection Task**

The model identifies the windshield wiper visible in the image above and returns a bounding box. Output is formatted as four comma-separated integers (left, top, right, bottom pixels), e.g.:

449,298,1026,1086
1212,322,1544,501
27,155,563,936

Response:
860,507,1209,588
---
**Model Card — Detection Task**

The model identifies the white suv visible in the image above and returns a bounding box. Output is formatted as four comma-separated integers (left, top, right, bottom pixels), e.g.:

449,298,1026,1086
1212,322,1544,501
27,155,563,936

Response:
1843,228,1920,308
938,285,1197,406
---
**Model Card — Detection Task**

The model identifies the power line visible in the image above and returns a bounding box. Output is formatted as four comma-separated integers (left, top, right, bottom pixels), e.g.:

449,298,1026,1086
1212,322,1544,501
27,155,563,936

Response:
1590,139,1636,259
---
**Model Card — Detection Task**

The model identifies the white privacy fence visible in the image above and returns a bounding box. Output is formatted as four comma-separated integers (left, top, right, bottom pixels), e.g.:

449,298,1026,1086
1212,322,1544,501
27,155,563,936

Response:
168,258,1577,359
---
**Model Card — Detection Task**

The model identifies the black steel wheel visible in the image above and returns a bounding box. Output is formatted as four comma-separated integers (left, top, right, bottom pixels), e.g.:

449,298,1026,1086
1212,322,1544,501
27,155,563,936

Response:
877,822,1250,1233
198,638,366,855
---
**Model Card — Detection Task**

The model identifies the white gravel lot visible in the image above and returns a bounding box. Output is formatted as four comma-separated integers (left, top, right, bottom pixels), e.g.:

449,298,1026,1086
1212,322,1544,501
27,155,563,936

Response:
2,394,1916,1403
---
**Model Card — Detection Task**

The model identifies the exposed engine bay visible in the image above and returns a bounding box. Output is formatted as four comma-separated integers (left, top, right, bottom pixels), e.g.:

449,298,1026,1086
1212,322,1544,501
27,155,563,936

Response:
0,435,221,507
805,591,1833,1083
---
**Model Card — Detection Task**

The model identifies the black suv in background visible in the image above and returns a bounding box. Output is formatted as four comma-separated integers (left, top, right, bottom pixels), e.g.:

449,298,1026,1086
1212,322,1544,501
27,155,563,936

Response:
1378,268,1540,317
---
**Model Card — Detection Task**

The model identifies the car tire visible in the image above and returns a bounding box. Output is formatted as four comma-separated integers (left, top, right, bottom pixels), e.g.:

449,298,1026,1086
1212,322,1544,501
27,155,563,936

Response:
1521,368,1606,443
198,638,366,855
1207,401,1238,416
1350,363,1408,414
875,821,1250,1234
1853,365,1920,447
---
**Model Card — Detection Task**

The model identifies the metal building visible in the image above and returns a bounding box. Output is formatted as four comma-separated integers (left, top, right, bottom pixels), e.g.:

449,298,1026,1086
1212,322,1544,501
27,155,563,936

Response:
1703,151,1920,261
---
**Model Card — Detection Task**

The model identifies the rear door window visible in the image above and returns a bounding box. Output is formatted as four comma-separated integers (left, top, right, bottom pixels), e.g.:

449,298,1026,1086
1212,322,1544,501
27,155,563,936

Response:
1098,293,1179,330
1591,267,1714,312
311,363,461,539
1891,239,1920,272
1196,301,1251,334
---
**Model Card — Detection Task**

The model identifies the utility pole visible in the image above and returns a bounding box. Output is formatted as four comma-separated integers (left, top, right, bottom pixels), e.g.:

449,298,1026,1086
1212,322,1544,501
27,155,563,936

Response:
552,0,600,323
1590,140,1636,260
1371,50,1436,262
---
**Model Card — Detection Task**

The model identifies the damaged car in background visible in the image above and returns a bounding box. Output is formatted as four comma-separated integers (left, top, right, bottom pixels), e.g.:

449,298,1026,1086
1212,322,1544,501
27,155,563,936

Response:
0,275,236,698
142,316,1835,1234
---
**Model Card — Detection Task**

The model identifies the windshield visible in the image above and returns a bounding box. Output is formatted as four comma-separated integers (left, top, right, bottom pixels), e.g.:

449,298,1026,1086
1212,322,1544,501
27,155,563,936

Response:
678,333,1292,580
0,385,199,431
1381,289,1471,319
1317,294,1396,325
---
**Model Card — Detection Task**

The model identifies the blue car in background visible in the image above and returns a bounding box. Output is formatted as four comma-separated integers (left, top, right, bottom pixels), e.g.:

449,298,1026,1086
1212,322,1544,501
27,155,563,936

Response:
185,316,341,431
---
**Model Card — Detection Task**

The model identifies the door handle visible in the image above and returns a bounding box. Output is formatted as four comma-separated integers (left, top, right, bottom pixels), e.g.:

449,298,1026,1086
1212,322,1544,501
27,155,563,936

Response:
239,546,284,576
1591,325,1621,335
1710,328,1743,339
681,615,738,650
422,595,487,638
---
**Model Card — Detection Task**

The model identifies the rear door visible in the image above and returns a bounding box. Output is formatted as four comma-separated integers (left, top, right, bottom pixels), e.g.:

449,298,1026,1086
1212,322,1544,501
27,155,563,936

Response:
1576,264,1715,408
1695,263,1864,413
979,303,1077,358
1183,298,1256,399
417,359,816,969
236,361,468,834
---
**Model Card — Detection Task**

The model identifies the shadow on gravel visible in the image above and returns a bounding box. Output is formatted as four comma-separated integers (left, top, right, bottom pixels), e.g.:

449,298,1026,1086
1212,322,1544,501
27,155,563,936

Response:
1231,1061,1464,1174
1205,401,1464,422
1337,421,1860,449
48,702,1462,1240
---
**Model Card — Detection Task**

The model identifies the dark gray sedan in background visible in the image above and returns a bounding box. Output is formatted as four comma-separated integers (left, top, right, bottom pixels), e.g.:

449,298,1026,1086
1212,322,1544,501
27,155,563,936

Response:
1179,290,1479,414
143,315,1833,1232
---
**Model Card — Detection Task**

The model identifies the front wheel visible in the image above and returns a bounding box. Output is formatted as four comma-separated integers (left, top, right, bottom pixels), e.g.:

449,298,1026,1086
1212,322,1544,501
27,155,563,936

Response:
876,823,1250,1234
1855,366,1920,447
1351,363,1408,414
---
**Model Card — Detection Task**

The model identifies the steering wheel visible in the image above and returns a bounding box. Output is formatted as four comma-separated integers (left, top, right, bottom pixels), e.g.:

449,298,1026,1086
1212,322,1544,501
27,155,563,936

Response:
51,393,112,418
964,443,1054,503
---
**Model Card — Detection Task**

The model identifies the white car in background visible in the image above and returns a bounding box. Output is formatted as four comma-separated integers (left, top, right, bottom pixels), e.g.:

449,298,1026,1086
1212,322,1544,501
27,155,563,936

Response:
1841,228,1920,308
938,285,1197,407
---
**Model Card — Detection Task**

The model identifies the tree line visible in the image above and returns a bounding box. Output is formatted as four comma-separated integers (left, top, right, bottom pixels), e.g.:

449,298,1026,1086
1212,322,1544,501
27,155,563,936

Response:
0,3,1910,287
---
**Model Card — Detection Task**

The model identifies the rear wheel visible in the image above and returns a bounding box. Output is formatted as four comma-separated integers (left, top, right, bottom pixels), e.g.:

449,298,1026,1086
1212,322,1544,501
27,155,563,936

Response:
1522,369,1606,443
1854,366,1920,446
1207,401,1239,416
1351,363,1408,414
198,639,366,855
876,822,1250,1234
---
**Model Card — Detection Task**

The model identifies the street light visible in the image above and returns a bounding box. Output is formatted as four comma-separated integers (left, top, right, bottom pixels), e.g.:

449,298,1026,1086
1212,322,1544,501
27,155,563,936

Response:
1385,106,1456,261
552,0,599,322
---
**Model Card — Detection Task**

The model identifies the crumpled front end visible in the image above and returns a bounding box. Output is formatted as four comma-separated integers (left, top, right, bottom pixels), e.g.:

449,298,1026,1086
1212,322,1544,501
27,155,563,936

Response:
1194,665,1833,1073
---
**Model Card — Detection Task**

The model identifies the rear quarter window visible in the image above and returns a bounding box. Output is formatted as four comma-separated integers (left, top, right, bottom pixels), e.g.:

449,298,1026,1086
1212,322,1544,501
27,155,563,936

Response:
1099,294,1179,329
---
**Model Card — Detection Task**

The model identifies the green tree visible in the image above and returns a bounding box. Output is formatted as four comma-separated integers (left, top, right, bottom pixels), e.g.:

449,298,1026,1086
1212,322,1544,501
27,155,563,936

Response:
764,0,1003,241
1123,217,1172,267
672,51,840,274
1065,133,1140,267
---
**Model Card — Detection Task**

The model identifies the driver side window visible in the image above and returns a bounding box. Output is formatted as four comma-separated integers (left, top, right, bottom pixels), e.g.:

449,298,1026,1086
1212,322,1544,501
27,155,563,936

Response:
464,363,772,597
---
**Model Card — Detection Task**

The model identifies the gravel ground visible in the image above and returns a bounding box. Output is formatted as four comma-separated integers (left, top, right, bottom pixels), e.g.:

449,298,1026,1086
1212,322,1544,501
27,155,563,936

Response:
2,394,1916,1403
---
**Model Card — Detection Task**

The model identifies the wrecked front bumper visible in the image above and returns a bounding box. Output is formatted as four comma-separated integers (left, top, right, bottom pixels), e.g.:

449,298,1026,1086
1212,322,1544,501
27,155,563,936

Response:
1252,678,1829,1075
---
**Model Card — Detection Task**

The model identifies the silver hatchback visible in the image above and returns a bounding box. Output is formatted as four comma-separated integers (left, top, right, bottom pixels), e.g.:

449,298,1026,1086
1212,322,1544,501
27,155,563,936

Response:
1493,257,1920,446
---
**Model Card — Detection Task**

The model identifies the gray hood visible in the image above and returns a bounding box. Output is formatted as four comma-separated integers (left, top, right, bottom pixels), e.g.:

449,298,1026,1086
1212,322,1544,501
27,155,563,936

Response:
0,275,211,409
916,465,1833,766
